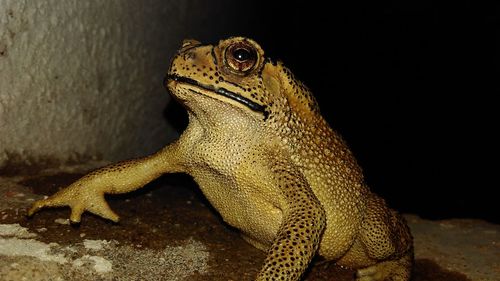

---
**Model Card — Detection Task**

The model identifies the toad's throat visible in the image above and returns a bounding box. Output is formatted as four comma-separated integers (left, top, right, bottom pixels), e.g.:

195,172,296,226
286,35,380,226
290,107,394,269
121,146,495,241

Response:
166,74,266,114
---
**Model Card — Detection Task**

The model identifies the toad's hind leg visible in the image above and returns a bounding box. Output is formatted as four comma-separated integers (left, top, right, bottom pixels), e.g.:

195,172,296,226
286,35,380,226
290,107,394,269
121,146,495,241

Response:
241,234,268,251
356,195,414,281
356,250,413,281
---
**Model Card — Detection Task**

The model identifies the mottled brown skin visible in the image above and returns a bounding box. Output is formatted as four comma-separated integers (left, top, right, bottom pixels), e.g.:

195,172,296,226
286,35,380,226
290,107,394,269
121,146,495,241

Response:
28,37,413,281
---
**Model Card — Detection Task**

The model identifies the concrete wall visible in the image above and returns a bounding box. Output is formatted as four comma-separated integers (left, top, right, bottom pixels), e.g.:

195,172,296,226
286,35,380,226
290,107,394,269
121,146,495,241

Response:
0,0,258,166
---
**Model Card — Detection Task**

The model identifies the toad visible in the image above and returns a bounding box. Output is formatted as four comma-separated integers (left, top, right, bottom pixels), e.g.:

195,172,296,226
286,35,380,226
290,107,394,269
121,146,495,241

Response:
29,37,413,281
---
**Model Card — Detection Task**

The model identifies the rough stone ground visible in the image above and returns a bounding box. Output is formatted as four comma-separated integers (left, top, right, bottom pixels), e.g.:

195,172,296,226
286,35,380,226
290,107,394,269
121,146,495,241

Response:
0,162,497,281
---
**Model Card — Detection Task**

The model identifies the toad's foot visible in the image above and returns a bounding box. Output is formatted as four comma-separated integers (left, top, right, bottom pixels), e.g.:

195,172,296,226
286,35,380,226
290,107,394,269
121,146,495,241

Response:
356,251,413,281
27,180,119,223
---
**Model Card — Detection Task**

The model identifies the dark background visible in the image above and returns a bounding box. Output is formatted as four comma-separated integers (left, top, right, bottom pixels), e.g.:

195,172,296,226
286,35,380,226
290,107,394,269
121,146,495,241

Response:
166,1,497,223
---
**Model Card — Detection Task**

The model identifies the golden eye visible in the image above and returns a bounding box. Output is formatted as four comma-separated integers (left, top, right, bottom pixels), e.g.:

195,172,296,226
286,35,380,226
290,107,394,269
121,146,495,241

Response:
225,42,258,74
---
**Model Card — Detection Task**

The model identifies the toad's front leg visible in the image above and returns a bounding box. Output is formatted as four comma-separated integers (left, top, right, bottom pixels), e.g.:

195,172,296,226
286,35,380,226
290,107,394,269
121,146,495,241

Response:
256,161,327,281
28,142,184,223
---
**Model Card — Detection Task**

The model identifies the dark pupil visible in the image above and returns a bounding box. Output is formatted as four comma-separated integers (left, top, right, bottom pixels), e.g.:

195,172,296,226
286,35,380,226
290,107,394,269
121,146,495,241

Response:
233,48,252,62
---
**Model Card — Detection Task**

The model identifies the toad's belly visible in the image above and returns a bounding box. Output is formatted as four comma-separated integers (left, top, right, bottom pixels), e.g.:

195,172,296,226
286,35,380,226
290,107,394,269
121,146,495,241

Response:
190,169,283,247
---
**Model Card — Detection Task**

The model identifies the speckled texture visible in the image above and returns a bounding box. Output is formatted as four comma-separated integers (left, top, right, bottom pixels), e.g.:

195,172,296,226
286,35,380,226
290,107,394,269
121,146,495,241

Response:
28,38,413,281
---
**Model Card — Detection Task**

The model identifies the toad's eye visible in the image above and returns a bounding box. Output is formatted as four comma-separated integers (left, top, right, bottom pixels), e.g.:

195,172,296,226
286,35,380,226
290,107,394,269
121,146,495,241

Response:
233,48,252,61
225,42,258,74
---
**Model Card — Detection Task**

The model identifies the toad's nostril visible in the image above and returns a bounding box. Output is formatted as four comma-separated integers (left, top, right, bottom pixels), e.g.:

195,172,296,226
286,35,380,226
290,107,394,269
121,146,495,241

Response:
183,51,196,61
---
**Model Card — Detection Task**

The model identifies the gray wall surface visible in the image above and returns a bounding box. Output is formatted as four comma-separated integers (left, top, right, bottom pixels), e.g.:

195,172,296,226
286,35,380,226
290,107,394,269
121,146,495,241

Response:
0,0,259,166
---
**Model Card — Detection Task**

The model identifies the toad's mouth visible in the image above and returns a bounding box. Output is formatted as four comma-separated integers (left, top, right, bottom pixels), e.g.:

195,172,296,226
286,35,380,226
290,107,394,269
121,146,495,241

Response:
165,74,266,114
